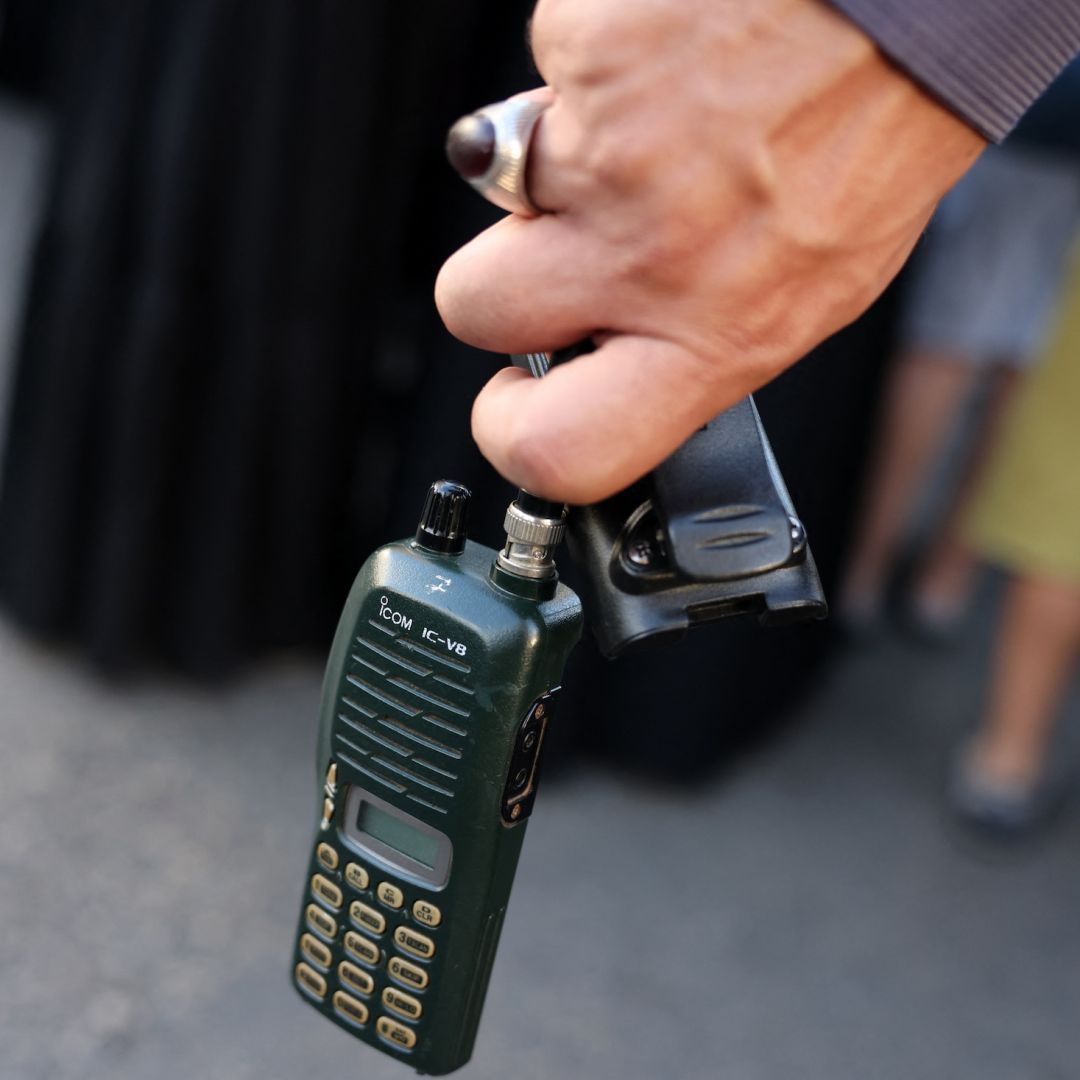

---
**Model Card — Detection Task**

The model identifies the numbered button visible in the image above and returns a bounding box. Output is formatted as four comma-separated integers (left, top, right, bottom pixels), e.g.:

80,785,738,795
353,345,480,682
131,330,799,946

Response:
388,956,429,991
344,930,381,968
311,874,343,911
412,900,442,928
394,926,435,961
377,1016,417,1050
350,901,386,936
305,904,338,942
382,986,423,1021
295,962,327,1000
299,933,332,970
377,882,404,909
345,862,370,891
333,990,369,1027
316,843,339,871
339,960,375,996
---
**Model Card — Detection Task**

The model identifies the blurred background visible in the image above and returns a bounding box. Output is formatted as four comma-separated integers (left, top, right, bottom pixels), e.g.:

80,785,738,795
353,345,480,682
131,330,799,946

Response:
1,4,1079,1078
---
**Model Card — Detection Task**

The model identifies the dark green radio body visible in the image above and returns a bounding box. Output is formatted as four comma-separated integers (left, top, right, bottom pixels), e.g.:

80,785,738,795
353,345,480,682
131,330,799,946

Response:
291,483,582,1075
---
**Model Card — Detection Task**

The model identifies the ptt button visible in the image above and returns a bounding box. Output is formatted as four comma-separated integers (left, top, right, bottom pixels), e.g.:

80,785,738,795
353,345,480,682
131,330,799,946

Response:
311,874,344,911
316,842,339,871
377,882,404,909
350,901,386,936
377,1015,418,1050
345,862,370,891
305,904,338,942
339,960,375,996
344,930,381,968
394,926,435,960
412,900,442,928
388,956,429,991
295,962,327,1000
333,990,369,1027
382,986,423,1021
299,933,332,970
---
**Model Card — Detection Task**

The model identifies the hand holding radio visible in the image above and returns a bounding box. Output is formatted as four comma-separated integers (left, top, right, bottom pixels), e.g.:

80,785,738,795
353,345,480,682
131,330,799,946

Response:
435,0,985,503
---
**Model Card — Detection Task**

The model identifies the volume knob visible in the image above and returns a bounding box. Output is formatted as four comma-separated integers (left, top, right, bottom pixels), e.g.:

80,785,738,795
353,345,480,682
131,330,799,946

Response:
415,480,471,555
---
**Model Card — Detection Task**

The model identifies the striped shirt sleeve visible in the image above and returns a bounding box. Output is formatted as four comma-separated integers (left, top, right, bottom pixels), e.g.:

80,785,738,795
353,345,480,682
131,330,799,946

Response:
827,0,1080,140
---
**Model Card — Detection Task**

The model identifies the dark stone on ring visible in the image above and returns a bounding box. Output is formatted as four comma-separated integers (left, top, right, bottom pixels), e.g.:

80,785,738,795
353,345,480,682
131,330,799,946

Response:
446,114,496,180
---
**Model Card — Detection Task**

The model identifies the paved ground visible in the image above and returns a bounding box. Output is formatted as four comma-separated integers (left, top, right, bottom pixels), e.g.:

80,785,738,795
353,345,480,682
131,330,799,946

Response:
2,594,1079,1080
1,94,1079,1080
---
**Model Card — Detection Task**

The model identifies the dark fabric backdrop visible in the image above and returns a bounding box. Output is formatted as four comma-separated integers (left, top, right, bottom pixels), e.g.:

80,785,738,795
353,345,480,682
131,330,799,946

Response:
0,1,892,775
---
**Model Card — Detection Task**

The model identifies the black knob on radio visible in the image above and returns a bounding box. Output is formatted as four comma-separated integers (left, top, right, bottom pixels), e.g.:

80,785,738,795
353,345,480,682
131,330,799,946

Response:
415,480,471,555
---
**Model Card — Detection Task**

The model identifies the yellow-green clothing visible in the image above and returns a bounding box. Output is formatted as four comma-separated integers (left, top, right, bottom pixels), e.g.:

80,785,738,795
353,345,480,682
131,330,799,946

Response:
967,252,1080,583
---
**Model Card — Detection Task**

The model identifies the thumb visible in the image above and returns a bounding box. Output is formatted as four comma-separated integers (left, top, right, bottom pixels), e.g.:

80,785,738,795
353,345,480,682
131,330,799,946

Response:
471,335,762,503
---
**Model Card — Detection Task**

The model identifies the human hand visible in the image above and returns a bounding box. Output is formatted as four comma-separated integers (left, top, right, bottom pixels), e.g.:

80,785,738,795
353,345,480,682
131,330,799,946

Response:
435,0,985,503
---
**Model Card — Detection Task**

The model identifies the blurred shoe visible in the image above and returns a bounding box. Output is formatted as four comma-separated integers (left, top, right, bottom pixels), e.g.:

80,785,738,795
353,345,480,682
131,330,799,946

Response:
948,747,1062,840
833,588,886,644
898,591,968,646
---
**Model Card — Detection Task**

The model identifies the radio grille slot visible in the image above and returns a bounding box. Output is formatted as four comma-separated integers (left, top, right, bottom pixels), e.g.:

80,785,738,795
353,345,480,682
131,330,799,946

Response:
346,674,422,718
371,755,455,798
388,677,470,718
339,629,479,811
377,717,462,760
340,715,412,758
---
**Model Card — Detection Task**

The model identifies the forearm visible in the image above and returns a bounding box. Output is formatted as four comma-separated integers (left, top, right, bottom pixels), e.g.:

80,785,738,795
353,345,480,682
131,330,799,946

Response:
829,0,1080,139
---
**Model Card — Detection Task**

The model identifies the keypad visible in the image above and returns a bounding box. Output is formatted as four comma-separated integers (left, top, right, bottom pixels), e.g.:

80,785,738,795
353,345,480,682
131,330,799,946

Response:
412,900,441,928
316,843,339,872
350,901,387,936
387,956,428,991
344,931,381,968
345,862,370,891
300,933,332,970
339,961,375,996
333,990,369,1027
377,882,404,909
394,926,436,960
305,904,337,942
377,1016,417,1050
311,874,344,911
298,845,445,1052
382,986,423,1021
295,962,328,1000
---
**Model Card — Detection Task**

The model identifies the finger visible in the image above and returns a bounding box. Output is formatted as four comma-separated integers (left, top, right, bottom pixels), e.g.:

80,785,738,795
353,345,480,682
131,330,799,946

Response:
435,212,607,354
470,335,764,504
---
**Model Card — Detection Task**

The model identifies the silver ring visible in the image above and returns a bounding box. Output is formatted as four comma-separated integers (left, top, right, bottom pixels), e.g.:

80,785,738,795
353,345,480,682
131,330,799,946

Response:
446,97,550,217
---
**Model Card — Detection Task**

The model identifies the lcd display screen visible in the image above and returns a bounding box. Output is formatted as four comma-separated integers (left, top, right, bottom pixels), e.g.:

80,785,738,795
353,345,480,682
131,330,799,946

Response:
354,800,439,870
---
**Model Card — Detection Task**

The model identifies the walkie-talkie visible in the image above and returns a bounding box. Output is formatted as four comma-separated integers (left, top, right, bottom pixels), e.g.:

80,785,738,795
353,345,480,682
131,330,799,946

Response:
291,481,582,1075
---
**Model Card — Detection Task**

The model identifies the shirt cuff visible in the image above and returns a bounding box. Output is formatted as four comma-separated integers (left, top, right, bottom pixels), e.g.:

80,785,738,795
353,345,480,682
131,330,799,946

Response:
827,0,1080,140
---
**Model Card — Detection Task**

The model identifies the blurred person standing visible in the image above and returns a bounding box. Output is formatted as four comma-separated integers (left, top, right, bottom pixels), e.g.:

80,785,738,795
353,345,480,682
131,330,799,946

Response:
839,61,1080,637
952,245,1080,836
